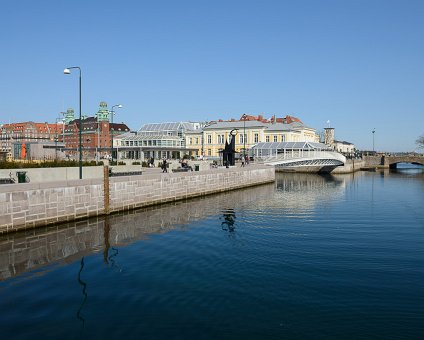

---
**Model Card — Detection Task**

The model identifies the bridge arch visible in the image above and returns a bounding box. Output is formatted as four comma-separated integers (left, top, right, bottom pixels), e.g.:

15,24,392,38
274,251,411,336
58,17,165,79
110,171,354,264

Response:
383,155,424,168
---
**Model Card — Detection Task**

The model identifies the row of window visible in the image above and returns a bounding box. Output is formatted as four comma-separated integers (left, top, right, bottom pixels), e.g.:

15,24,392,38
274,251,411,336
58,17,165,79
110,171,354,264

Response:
118,140,181,147
188,133,288,145
265,135,287,142
0,134,52,139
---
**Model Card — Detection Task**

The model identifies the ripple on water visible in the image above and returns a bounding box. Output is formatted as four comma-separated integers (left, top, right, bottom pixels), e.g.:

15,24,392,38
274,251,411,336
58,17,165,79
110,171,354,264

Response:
1,171,424,338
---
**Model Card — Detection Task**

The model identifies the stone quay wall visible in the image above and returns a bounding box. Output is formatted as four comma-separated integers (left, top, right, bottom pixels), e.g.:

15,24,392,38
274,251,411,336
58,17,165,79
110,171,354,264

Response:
0,179,105,234
332,159,365,174
108,166,275,213
363,155,384,167
0,166,275,234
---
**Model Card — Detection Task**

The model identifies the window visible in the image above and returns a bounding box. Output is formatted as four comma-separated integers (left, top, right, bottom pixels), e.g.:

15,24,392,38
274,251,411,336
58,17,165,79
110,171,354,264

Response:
207,135,212,144
266,136,270,142
254,133,259,143
208,149,211,156
274,136,278,142
281,135,286,142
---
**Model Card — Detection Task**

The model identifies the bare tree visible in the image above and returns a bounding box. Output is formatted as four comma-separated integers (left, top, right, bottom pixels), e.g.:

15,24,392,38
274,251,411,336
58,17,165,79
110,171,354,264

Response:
416,135,424,149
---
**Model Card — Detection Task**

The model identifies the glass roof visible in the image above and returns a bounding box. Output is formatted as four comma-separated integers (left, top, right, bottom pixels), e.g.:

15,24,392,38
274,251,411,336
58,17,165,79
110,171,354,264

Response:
116,133,180,141
138,122,195,133
252,142,330,150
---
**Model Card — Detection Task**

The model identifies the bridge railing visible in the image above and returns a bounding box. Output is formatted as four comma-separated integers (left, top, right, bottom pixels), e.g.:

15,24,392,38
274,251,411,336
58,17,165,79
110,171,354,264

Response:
257,150,346,164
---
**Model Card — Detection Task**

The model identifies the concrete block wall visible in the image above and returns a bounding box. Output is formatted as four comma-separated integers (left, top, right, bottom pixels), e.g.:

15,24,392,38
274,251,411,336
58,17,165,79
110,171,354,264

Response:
0,165,275,234
109,166,275,212
363,155,383,167
0,179,104,234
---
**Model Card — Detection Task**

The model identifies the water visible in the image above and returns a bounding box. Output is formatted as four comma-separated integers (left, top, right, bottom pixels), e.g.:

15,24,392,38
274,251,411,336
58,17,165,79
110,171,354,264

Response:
0,165,423,339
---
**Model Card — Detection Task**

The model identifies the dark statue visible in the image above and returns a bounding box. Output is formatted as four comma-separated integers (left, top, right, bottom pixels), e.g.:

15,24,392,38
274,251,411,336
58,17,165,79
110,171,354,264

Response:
222,129,238,167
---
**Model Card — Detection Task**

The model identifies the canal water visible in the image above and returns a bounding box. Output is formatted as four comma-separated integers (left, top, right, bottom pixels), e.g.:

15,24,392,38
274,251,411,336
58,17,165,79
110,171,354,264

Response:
0,165,423,339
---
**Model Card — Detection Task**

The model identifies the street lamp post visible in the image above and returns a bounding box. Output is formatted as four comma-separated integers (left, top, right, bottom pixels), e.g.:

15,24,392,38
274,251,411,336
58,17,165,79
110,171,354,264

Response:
372,128,376,152
54,136,58,161
86,138,91,161
55,117,62,161
110,104,123,164
96,116,100,165
241,114,247,162
59,112,66,156
64,66,83,179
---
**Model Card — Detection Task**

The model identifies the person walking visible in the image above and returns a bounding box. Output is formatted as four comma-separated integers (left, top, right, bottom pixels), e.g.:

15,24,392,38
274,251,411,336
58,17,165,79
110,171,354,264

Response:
162,158,168,173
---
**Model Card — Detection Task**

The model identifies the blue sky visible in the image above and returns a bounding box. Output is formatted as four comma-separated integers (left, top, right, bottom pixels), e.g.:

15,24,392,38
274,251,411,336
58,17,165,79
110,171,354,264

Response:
1,0,423,151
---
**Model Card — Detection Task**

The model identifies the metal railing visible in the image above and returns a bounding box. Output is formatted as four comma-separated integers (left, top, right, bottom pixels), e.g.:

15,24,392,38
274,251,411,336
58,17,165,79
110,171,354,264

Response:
256,150,346,165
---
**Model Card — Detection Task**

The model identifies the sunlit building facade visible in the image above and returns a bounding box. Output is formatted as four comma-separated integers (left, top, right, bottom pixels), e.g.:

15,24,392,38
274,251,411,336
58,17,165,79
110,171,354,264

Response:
113,122,199,161
185,114,319,158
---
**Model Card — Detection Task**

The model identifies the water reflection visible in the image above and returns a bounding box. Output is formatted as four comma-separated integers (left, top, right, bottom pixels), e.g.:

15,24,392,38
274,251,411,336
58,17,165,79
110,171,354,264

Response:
221,209,236,232
275,172,345,191
103,218,111,265
5,171,417,282
0,183,274,281
268,173,346,214
77,257,88,337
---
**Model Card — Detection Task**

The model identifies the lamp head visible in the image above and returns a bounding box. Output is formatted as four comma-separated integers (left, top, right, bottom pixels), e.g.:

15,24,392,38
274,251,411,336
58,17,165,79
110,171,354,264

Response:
63,68,71,75
117,104,123,108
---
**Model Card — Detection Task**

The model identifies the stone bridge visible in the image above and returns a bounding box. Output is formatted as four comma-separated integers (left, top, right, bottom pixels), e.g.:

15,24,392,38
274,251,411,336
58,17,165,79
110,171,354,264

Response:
383,155,424,168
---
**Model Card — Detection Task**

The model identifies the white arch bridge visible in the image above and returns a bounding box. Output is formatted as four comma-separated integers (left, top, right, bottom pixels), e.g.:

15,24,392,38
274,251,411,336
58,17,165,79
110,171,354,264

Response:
252,142,346,172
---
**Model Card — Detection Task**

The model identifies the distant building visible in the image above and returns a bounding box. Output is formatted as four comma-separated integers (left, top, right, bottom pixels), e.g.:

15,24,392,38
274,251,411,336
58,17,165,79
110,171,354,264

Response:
114,122,198,161
323,127,355,154
0,102,131,161
64,102,130,160
333,140,355,154
0,151,7,162
0,121,63,160
11,141,66,161
186,114,319,158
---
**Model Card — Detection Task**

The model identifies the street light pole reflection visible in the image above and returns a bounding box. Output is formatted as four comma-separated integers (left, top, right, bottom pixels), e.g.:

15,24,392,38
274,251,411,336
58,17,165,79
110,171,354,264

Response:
77,257,88,336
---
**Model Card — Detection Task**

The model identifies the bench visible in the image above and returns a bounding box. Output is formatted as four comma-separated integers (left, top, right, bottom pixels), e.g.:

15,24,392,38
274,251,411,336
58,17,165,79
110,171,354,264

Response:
109,171,143,177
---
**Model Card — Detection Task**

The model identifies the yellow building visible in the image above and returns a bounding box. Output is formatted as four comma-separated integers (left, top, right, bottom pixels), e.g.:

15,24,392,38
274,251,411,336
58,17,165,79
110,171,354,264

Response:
185,115,319,158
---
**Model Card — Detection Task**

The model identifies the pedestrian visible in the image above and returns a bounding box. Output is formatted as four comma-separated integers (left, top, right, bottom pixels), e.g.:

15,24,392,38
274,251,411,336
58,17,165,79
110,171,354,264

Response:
241,157,245,167
162,159,167,173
